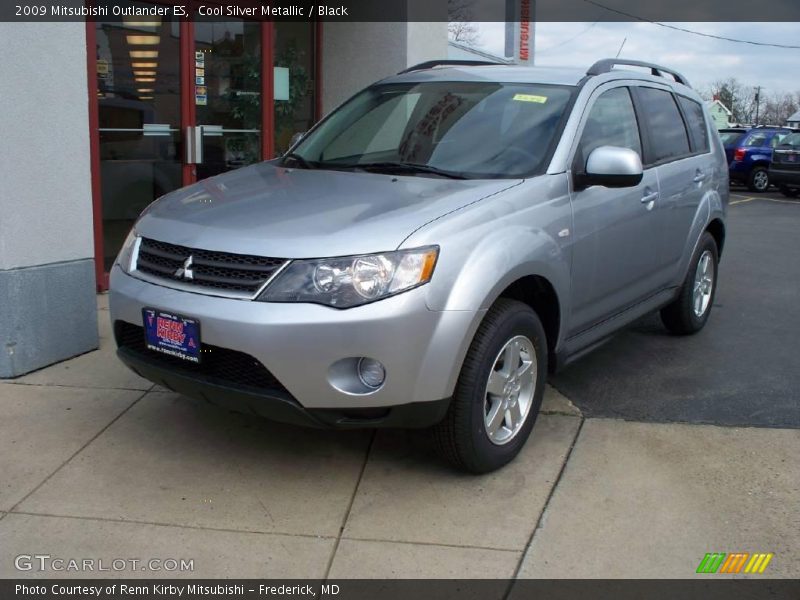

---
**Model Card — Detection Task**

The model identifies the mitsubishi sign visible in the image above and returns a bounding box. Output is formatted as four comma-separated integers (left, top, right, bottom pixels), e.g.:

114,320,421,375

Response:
505,0,535,65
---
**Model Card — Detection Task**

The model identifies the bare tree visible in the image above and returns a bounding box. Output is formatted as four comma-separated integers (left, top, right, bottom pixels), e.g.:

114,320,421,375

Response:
704,79,800,126
759,91,799,126
448,0,480,46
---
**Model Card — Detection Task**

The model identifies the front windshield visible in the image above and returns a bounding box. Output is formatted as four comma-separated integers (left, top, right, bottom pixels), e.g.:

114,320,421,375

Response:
778,133,800,148
288,81,574,179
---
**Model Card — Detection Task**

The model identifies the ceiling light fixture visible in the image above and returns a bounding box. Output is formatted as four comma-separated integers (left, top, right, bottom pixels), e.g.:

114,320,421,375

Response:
127,35,160,45
123,17,161,27
130,50,158,59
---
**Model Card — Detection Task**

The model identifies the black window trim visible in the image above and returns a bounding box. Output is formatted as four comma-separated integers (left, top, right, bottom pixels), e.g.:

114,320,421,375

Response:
630,84,698,168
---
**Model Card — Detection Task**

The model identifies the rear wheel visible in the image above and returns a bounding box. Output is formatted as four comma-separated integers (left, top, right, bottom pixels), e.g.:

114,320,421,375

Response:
660,232,719,335
433,299,547,474
747,166,770,193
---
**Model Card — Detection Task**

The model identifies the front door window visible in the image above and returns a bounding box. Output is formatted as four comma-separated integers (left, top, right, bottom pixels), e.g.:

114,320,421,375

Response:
273,23,317,155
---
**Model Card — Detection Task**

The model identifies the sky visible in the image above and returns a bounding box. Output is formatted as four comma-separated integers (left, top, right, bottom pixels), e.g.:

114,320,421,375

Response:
473,22,800,97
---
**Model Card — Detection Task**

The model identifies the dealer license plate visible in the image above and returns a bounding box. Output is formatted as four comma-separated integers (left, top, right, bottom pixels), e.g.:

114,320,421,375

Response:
142,308,201,363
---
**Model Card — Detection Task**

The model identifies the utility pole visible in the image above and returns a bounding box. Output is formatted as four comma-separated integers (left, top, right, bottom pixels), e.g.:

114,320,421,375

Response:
754,86,762,126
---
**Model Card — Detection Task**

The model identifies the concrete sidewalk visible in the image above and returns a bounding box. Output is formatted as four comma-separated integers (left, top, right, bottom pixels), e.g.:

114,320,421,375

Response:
0,295,797,579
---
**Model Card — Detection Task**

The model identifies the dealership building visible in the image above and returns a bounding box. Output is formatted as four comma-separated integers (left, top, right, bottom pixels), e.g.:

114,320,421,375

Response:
0,15,447,377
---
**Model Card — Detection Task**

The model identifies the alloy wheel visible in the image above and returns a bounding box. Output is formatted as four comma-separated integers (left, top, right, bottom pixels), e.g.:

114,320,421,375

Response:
692,250,714,317
753,170,769,191
483,335,537,445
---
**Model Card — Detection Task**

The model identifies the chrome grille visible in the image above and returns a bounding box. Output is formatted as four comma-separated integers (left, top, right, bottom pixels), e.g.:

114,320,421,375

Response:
773,150,800,171
135,237,286,296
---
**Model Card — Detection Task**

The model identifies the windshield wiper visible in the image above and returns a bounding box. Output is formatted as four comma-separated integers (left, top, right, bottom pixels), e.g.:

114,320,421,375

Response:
282,153,314,169
349,161,467,180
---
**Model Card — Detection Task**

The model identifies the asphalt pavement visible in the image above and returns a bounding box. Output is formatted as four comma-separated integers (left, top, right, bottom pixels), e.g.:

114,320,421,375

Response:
551,190,800,428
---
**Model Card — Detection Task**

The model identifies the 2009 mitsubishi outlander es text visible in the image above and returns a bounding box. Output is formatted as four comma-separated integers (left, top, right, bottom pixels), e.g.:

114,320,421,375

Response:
111,58,728,473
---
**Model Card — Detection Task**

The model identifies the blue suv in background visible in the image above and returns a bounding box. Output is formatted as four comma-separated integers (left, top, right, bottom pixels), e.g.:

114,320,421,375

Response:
719,127,796,192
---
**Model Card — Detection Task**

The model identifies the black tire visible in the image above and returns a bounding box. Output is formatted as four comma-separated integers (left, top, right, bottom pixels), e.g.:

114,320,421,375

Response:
778,185,800,198
660,232,719,335
433,299,547,474
747,166,770,193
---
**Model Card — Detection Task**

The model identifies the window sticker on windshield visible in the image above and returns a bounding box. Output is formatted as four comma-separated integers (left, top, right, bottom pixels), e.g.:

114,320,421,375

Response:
512,94,548,104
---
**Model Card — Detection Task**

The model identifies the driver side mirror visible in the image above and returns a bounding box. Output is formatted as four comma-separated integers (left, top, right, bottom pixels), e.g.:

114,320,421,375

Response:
575,146,643,190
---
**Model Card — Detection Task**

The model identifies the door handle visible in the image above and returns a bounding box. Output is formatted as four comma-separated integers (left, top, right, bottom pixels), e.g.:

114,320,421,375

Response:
185,126,204,164
693,170,707,183
641,191,659,204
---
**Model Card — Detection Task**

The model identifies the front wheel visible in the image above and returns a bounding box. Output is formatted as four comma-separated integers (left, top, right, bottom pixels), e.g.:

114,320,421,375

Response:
433,299,547,473
660,232,719,335
747,166,770,193
778,185,800,198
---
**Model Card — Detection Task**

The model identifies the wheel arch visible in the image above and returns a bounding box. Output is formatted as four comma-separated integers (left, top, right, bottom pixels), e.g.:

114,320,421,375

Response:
494,275,561,370
705,218,726,258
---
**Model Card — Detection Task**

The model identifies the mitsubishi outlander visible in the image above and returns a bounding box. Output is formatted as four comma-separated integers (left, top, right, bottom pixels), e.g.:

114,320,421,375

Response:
111,59,728,473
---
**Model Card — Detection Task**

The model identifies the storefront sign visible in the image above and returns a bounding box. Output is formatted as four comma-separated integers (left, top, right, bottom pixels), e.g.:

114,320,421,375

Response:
509,0,535,65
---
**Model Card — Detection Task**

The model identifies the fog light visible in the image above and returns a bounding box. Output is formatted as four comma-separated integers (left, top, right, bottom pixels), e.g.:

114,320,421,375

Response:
357,357,385,388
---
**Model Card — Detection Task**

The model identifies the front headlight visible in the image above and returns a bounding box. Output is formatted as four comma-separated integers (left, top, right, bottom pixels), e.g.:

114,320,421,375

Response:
258,246,439,308
115,229,141,274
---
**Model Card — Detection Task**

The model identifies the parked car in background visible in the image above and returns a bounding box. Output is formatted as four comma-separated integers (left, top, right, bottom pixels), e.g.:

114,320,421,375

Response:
110,58,728,473
720,126,795,192
771,132,800,198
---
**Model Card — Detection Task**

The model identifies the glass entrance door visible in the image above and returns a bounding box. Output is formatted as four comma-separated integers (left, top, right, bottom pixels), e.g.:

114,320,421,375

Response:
93,8,267,275
194,20,263,180
95,7,183,271
91,6,319,288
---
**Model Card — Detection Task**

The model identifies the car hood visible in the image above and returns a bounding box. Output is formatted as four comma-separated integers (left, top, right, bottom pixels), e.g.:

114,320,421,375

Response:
136,162,519,258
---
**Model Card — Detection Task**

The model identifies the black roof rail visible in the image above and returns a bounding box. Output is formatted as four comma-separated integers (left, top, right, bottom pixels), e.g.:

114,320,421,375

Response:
398,60,504,75
587,59,691,88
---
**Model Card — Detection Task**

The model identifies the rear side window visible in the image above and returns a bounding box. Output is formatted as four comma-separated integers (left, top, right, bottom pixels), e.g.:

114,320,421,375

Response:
677,96,710,153
719,131,745,145
576,87,642,170
743,133,769,147
636,87,691,164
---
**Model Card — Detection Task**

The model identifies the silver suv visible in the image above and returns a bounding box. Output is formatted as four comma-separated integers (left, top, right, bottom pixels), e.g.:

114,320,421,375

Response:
111,59,728,473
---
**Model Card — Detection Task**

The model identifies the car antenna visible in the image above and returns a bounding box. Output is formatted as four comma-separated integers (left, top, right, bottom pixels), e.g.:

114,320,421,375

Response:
616,37,627,58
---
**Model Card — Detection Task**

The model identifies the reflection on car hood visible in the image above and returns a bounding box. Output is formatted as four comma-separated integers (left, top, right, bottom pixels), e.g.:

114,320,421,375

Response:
136,161,519,258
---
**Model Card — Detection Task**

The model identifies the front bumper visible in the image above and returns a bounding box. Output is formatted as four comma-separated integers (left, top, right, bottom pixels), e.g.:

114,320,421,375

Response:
769,169,800,186
117,344,450,428
110,267,480,421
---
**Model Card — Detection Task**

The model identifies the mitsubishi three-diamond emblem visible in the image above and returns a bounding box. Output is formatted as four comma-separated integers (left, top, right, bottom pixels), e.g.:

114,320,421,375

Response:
175,255,194,280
